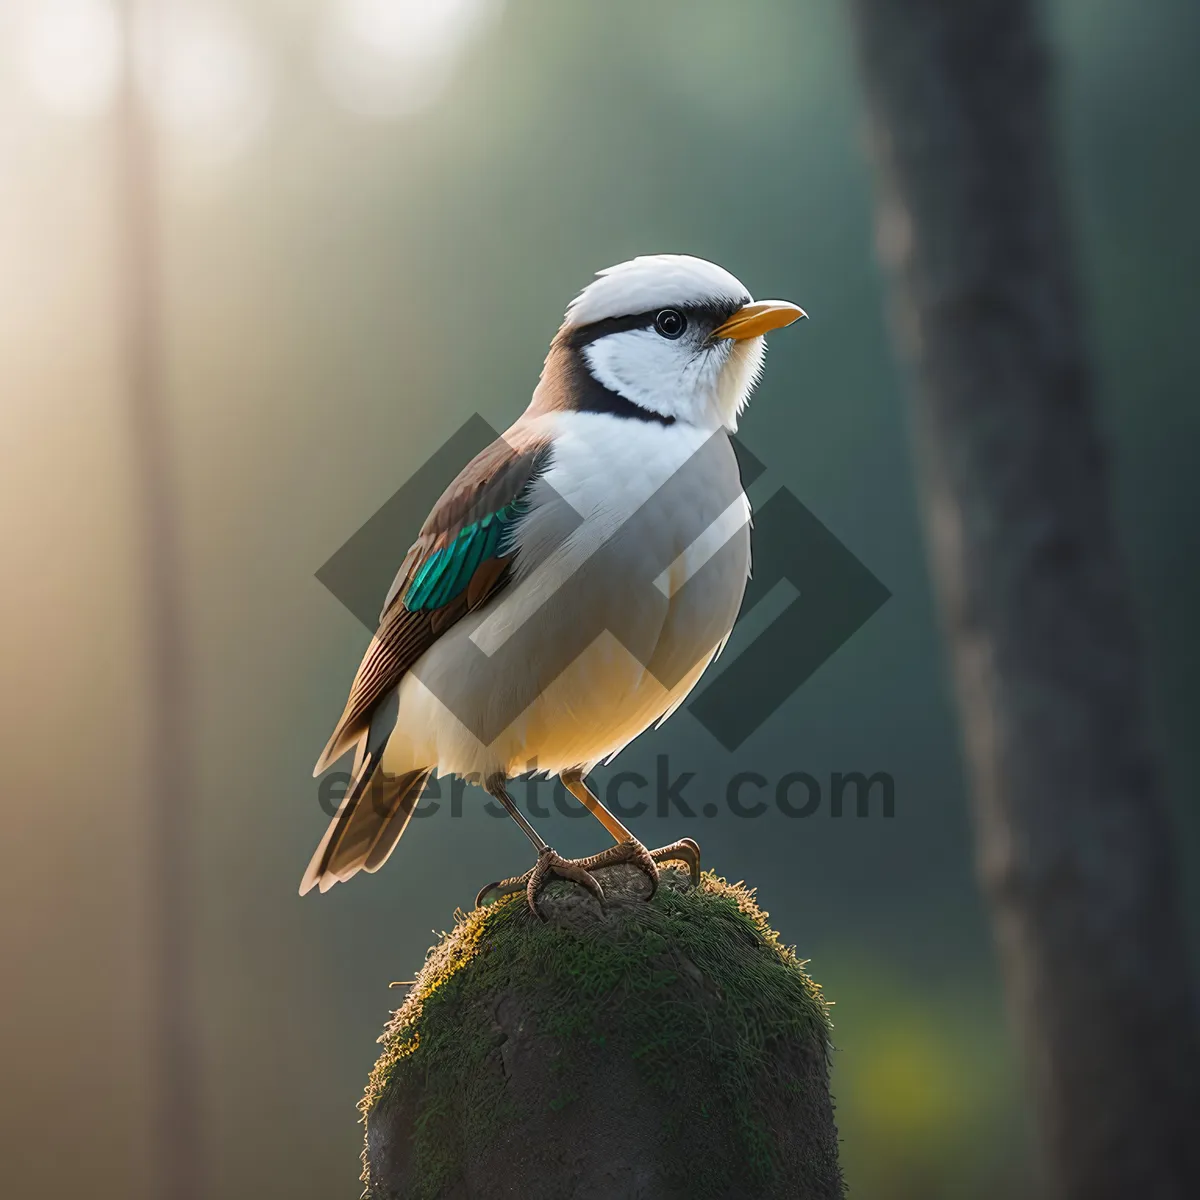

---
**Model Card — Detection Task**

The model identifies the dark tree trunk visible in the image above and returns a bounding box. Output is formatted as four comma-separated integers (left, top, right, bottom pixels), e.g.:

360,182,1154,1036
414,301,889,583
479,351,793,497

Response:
846,1,1200,1197
115,4,204,1198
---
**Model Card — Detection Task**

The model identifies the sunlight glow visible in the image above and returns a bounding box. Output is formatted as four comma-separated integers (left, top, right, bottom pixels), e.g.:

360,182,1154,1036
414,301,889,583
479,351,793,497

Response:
13,0,270,166
318,0,503,118
148,4,271,165
17,0,119,119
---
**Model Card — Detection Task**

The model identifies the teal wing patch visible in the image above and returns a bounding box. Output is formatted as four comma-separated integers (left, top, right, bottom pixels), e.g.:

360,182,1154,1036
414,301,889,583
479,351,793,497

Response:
314,430,549,776
401,494,530,613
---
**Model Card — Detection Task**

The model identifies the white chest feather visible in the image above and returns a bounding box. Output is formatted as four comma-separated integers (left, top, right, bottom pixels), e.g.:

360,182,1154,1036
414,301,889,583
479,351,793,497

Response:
384,412,751,778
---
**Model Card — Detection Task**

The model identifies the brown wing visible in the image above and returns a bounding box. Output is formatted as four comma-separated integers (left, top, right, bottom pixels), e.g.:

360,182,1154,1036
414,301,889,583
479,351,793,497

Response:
313,425,551,776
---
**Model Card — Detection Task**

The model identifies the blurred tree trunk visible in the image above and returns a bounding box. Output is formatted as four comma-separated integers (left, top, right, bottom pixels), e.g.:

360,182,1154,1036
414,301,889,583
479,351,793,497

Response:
847,1,1200,1197
115,3,204,1198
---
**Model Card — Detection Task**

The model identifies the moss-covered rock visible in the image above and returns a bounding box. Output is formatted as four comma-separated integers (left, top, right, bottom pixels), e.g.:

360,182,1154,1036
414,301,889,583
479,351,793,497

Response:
362,863,842,1199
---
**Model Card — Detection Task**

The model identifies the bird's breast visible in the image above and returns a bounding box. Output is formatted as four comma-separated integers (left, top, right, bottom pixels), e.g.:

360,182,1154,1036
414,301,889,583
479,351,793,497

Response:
503,412,749,729
389,412,751,777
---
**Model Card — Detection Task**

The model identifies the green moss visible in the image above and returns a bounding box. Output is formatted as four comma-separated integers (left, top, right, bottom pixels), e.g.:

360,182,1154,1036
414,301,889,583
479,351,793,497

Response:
362,872,832,1199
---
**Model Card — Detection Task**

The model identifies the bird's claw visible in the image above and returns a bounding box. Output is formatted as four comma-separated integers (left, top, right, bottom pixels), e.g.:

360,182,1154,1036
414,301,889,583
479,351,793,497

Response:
476,837,681,917
647,837,701,886
475,847,607,917
476,837,701,916
570,838,661,900
526,846,605,916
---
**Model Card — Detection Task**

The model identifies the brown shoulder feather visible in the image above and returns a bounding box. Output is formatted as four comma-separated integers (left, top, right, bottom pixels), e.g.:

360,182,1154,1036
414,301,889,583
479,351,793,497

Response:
313,422,551,775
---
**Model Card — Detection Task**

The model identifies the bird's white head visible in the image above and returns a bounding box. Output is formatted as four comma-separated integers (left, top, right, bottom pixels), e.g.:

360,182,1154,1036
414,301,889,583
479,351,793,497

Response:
544,254,805,432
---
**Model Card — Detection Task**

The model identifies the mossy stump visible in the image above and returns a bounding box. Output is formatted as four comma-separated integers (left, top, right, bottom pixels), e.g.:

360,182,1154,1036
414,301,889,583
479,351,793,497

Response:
362,863,842,1199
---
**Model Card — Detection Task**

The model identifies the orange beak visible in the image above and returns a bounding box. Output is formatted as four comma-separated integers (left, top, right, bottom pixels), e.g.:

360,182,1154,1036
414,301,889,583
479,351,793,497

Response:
711,299,807,341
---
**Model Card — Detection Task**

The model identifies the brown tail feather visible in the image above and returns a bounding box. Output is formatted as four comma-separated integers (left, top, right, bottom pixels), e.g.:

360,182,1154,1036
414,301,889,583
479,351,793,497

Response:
312,721,361,778
300,757,431,895
363,768,433,873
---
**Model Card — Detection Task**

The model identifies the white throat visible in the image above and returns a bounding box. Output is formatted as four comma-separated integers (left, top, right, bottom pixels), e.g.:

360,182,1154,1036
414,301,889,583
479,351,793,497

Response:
581,331,765,431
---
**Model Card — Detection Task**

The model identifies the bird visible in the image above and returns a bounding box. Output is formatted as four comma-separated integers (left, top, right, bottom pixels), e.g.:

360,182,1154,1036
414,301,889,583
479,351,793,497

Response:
301,254,805,914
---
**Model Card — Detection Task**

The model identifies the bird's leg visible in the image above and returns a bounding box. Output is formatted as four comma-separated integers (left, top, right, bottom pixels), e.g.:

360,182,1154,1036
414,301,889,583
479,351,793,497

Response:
476,771,703,916
557,768,661,898
560,769,702,893
475,774,605,917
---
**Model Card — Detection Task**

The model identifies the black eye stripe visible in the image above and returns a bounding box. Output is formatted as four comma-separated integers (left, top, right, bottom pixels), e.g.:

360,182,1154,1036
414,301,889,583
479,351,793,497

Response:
566,297,748,349
565,312,656,347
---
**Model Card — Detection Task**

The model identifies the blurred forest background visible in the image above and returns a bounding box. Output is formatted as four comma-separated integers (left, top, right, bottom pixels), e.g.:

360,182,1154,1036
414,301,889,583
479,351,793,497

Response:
1,1,1197,1197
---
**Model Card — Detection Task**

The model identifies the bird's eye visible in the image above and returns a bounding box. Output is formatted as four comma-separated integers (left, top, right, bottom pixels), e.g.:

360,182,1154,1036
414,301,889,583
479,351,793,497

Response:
654,308,686,339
